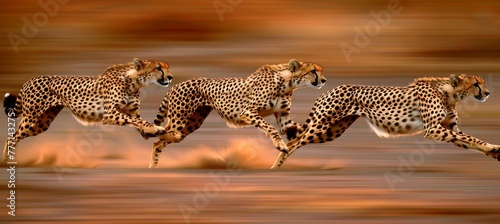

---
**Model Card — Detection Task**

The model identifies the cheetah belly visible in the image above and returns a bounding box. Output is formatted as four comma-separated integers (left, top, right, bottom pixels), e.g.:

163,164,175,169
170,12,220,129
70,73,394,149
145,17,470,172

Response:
363,115,424,138
70,98,105,126
211,103,249,128
220,106,275,128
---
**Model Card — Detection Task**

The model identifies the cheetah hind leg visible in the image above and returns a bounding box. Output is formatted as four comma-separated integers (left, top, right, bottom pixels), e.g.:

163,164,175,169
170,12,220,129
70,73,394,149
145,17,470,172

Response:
149,131,184,168
150,139,168,168
3,116,34,163
148,106,212,168
2,136,20,163
3,106,63,163
285,123,305,141
271,115,359,169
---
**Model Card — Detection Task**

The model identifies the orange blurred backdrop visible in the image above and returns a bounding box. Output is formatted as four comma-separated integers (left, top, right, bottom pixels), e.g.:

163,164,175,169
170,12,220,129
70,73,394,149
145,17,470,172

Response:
1,0,500,223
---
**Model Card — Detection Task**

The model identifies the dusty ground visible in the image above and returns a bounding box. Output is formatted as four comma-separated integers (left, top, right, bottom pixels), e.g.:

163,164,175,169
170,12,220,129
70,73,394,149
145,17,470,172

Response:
1,0,500,223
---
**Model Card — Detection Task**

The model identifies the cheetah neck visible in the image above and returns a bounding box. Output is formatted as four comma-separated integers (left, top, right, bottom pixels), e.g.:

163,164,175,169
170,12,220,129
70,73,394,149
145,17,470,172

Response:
250,64,297,94
101,62,142,94
275,74,300,94
125,76,143,94
413,77,459,105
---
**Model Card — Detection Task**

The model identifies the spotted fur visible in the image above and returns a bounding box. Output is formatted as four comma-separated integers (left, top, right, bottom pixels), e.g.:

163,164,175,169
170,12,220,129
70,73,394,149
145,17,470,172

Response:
2,58,173,162
148,59,326,168
272,74,499,169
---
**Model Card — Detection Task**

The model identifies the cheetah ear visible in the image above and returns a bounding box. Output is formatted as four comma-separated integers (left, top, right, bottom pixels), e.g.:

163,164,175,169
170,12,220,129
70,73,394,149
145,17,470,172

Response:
449,74,460,87
133,58,144,71
288,59,300,73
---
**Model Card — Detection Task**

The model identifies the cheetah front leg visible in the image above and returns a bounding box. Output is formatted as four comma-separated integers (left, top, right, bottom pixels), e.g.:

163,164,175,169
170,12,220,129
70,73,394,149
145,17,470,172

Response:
240,109,289,154
119,93,154,140
440,109,463,134
273,94,303,141
424,125,500,160
420,103,500,161
102,94,165,137
275,112,302,141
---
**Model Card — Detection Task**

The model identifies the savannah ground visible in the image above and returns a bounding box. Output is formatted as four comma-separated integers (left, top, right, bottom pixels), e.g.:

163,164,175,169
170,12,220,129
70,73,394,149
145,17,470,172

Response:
1,0,500,223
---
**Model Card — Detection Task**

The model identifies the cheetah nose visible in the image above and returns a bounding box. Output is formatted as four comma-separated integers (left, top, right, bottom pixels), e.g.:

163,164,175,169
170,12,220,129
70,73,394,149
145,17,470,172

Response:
321,78,327,84
167,75,173,80
485,91,490,96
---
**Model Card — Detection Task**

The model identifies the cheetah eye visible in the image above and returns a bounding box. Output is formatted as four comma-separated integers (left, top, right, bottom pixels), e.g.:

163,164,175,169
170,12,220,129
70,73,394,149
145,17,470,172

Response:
311,69,317,75
156,66,162,71
473,82,479,88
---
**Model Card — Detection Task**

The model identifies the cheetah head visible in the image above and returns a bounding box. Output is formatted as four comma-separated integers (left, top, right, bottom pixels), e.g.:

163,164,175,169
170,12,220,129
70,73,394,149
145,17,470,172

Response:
449,74,490,102
128,58,173,87
286,59,326,89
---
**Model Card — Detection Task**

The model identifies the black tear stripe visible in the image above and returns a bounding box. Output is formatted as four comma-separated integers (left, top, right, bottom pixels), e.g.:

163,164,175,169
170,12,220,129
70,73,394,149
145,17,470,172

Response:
156,66,166,84
474,82,482,100
312,73,319,86
159,69,165,83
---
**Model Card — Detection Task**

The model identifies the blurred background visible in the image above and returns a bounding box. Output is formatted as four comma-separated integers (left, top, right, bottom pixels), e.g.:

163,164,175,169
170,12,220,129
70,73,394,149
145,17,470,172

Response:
1,0,500,223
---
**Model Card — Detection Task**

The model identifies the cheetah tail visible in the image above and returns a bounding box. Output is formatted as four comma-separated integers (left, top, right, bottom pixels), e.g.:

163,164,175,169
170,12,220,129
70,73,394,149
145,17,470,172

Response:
4,93,21,118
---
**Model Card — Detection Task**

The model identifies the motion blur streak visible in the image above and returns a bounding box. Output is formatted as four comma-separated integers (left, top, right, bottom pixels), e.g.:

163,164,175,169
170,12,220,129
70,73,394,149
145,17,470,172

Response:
1,0,500,223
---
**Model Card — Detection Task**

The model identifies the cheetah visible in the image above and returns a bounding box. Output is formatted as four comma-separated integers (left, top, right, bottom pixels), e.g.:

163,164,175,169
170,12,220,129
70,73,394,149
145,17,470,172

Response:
3,58,173,163
148,59,326,168
272,74,500,169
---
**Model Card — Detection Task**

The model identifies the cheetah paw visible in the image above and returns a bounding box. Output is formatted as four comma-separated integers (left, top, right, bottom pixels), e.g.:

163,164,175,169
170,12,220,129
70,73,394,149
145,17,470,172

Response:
136,128,152,140
153,126,167,136
276,141,289,154
485,146,500,161
149,161,159,168
141,125,166,138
